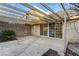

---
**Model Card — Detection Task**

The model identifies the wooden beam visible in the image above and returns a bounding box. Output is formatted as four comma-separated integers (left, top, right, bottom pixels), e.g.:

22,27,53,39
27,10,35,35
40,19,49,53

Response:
0,4,26,13
60,3,70,18
0,11,23,18
70,3,79,11
27,13,49,22
0,6,24,16
40,3,62,20
70,3,79,8
0,14,21,20
21,3,56,22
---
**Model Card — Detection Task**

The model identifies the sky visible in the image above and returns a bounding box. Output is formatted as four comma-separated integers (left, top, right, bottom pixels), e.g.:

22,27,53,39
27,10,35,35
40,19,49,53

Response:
8,3,70,12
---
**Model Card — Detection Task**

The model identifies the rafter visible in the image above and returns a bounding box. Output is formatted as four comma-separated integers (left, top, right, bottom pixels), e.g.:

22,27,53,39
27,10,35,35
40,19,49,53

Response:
0,11,23,18
0,14,21,20
60,3,70,18
70,3,79,11
0,4,26,13
27,10,56,22
33,5,58,21
0,6,24,16
40,3,62,20
27,12,51,23
21,3,56,22
70,3,79,8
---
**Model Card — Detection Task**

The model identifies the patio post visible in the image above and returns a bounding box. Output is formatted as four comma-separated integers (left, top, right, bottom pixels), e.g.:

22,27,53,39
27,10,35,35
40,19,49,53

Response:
63,12,67,43
47,23,49,37
60,3,69,53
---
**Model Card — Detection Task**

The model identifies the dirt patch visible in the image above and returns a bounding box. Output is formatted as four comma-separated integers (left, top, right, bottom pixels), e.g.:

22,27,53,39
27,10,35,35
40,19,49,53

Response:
42,49,60,56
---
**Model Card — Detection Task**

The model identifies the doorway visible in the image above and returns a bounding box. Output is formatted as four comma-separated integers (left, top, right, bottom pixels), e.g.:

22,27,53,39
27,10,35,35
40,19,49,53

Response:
49,22,62,38
40,24,48,36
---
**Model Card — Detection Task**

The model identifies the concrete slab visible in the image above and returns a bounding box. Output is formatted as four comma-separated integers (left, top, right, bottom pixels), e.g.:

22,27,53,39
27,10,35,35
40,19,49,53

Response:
0,36,65,56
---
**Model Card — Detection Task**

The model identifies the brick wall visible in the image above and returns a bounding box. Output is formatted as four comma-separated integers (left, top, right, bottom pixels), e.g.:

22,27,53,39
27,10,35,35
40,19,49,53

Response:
0,21,31,37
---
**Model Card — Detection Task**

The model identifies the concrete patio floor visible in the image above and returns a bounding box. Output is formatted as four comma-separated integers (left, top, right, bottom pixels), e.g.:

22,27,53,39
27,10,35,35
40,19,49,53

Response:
68,43,79,55
0,36,65,56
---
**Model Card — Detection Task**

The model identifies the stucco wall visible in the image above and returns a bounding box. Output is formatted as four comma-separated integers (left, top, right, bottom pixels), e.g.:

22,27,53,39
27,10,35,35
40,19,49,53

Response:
32,25,40,36
0,16,26,24
64,20,79,43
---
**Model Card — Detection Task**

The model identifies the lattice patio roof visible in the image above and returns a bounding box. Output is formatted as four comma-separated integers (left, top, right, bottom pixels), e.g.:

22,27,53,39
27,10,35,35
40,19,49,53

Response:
0,3,79,24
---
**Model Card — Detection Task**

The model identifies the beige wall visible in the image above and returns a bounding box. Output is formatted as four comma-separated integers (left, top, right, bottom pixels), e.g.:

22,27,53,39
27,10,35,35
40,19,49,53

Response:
0,16,32,37
0,21,31,37
63,20,79,43
0,16,26,24
32,25,40,36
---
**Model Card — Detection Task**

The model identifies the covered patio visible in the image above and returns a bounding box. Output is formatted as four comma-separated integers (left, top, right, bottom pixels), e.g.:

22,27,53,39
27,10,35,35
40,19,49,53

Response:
0,3,79,56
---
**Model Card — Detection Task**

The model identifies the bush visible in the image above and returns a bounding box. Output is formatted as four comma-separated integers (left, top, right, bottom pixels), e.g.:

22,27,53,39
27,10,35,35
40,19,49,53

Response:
0,30,17,42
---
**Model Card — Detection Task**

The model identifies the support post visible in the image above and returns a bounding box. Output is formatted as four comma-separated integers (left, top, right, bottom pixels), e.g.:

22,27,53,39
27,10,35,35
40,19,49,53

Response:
48,23,49,37
62,9,68,53
60,3,68,53
62,13,67,40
